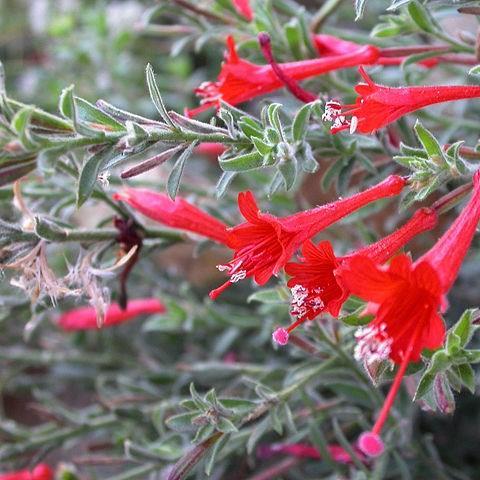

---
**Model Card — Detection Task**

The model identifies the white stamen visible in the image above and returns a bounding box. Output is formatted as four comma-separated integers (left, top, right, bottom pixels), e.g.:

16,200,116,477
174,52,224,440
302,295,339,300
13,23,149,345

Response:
230,270,246,283
349,116,358,134
354,323,392,366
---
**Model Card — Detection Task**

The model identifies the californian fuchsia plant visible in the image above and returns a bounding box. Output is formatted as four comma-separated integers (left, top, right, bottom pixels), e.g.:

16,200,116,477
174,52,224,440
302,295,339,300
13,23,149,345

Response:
2,1,480,479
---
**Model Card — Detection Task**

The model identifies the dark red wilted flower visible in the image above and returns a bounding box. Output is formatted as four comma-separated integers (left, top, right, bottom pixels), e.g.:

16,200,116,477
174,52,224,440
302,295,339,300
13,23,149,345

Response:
0,464,53,480
58,298,165,331
114,188,229,244
337,170,480,457
258,442,362,464
209,175,405,299
187,36,379,116
232,0,253,21
326,66,480,134
273,207,438,345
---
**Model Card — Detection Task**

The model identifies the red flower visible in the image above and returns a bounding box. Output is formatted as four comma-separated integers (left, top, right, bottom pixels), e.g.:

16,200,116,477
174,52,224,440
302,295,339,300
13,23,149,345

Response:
232,0,253,21
187,36,379,116
272,207,438,345
58,298,165,331
0,464,53,480
337,171,480,457
194,142,227,159
258,442,362,464
312,34,438,67
209,175,405,299
325,67,480,134
114,188,229,244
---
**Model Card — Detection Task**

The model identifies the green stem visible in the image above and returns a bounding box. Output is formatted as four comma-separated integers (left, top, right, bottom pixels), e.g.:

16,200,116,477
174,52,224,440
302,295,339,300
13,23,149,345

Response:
310,0,346,32
0,414,117,462
105,464,160,480
16,227,183,244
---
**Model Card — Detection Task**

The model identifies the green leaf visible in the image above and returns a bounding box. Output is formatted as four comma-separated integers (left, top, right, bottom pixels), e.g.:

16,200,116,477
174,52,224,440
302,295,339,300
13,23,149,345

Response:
247,288,286,304
205,432,230,476
76,146,112,207
414,121,443,159
59,84,75,119
166,412,198,431
251,136,272,156
355,0,368,20
74,97,125,132
219,151,263,172
468,65,480,76
292,103,313,143
145,63,176,128
278,157,297,191
407,1,437,33
167,141,196,200
456,363,475,393
452,309,477,347
215,171,236,199
340,308,373,326
11,107,38,150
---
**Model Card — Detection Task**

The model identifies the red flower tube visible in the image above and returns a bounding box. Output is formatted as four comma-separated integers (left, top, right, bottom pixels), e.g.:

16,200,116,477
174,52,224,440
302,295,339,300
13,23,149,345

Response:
232,0,253,21
194,142,227,159
325,66,480,134
187,36,379,116
272,207,438,345
258,442,362,464
114,188,229,244
313,34,438,67
209,175,405,299
58,298,165,331
0,464,53,480
337,171,480,457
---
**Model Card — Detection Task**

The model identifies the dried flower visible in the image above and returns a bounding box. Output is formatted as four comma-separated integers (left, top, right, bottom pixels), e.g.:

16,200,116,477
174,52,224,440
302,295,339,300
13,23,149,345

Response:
210,175,405,299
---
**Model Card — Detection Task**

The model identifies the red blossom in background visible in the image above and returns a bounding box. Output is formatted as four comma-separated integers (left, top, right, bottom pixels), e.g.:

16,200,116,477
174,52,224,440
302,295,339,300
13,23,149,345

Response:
258,442,362,464
114,188,229,244
210,175,405,299
337,170,480,457
0,464,53,480
326,67,480,134
232,0,253,21
187,36,379,116
272,207,438,345
194,142,227,159
58,298,165,331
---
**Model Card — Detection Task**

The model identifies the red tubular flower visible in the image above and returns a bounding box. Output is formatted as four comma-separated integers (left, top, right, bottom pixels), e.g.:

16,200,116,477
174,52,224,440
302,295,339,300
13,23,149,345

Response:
312,34,438,67
326,66,480,135
0,464,53,480
232,0,253,21
58,298,165,331
194,142,227,159
258,442,362,464
187,36,379,116
209,175,405,299
337,171,480,457
273,207,438,345
114,188,229,244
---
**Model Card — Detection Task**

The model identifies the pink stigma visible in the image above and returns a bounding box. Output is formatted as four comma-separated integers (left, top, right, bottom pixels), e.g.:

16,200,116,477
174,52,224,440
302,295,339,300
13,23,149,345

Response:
357,431,384,458
273,327,289,345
